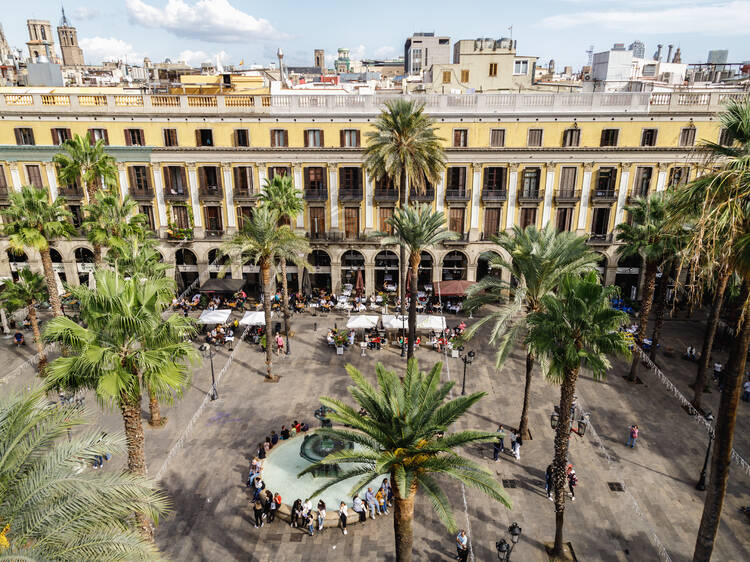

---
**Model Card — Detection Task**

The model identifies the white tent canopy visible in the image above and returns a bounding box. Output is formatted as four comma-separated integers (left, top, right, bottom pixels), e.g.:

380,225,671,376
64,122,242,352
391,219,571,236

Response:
381,314,408,330
416,315,446,331
197,309,232,325
346,315,378,330
239,311,269,326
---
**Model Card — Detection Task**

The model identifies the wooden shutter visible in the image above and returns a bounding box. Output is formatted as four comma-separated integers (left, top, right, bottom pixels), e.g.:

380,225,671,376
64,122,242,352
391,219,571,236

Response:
321,167,327,189
125,130,132,146
319,130,324,147
87,128,95,145
215,166,223,189
138,129,145,145
233,130,238,147
270,130,276,148
340,129,345,147
64,128,71,142
197,167,205,189
14,128,21,144
304,168,310,189
127,166,135,189
233,167,240,190
163,166,172,191
179,167,187,190
144,167,152,189
195,129,201,147
355,130,361,147
303,130,309,147
102,129,109,145
454,130,460,146
51,128,59,145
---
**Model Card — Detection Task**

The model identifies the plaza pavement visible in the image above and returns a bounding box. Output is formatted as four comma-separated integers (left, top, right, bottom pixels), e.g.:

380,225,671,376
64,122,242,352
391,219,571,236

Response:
2,306,749,561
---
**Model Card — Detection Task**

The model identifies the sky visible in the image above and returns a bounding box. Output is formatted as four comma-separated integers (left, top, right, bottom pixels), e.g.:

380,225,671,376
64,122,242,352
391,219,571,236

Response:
3,0,749,69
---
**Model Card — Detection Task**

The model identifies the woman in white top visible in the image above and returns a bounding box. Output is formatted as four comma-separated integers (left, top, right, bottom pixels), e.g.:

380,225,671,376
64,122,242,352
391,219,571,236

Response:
338,501,348,535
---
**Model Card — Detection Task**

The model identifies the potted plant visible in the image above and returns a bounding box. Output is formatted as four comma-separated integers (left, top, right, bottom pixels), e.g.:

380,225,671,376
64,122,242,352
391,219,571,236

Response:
334,330,348,355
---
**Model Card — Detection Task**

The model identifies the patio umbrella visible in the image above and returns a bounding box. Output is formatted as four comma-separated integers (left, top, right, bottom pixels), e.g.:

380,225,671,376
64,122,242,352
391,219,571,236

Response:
381,314,408,330
416,314,446,331
240,310,268,326
197,309,232,324
355,269,364,295
302,267,311,297
346,315,378,330
433,280,476,297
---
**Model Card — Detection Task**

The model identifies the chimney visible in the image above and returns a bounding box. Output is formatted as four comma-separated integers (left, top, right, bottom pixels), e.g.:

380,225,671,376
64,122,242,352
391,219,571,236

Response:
667,44,674,62
655,44,663,61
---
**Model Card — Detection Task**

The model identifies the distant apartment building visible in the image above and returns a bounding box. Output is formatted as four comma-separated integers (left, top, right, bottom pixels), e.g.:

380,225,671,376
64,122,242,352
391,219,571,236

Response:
588,43,687,92
404,33,451,76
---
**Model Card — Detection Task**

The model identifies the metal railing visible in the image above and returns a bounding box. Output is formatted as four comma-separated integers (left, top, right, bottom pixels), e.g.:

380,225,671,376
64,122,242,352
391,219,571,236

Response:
517,189,544,203
338,188,363,202
481,188,507,202
373,188,399,202
554,189,580,203
198,186,223,200
303,187,328,201
591,189,618,203
445,188,470,201
410,188,435,202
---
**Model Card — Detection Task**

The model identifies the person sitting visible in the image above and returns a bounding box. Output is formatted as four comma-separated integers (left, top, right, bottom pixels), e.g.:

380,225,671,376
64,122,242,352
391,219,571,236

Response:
14,331,25,346
326,330,335,346
300,421,309,432
348,330,355,346
280,426,290,440
293,420,302,432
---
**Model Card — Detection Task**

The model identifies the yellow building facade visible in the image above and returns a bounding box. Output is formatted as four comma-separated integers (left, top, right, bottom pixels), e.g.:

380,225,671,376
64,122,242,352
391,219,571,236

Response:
0,89,744,296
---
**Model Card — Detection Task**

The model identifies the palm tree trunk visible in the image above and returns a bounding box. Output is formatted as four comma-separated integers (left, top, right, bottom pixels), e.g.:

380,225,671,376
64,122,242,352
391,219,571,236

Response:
93,243,103,266
691,269,730,410
27,304,46,374
393,492,416,562
649,264,671,362
1,308,10,334
262,262,275,381
148,387,165,427
399,170,407,316
39,247,63,317
119,391,153,541
693,284,750,562
280,256,291,353
407,254,419,360
518,351,534,439
627,260,658,382
552,366,579,557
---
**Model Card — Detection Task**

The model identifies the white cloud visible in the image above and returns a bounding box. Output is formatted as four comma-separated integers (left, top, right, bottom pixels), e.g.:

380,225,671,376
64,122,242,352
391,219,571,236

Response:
538,1,750,34
126,0,283,42
350,44,366,61
178,49,228,66
374,46,397,59
73,6,100,20
79,37,140,63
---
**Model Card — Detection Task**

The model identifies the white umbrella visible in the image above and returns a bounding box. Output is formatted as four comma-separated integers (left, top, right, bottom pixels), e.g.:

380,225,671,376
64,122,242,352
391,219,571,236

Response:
416,315,446,331
239,310,268,326
197,309,232,325
381,314,408,330
346,315,378,330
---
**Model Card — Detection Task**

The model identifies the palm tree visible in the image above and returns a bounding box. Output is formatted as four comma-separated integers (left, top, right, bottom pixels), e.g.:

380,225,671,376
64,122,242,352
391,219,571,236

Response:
260,174,305,353
106,235,171,283
0,389,169,560
0,269,49,372
364,99,445,314
462,225,598,438
525,272,630,558
1,186,75,317
378,204,458,359
221,207,309,381
43,270,197,540
615,193,672,382
82,188,147,264
53,132,117,202
299,358,511,562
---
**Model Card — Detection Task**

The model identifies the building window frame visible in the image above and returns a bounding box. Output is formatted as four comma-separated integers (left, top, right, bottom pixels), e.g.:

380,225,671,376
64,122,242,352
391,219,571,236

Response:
679,127,696,147
460,69,469,82
600,128,619,147
453,129,468,148
234,128,250,147
527,128,543,147
196,128,214,147
513,60,529,75
270,129,289,147
442,70,452,84
304,129,324,148
163,128,178,147
640,128,658,147
124,128,145,146
14,127,35,146
340,129,360,148
490,128,505,148
488,62,498,77
562,128,580,147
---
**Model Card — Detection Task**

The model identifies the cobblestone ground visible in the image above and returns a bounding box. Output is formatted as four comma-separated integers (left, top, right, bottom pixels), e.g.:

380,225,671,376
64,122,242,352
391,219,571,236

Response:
3,306,749,561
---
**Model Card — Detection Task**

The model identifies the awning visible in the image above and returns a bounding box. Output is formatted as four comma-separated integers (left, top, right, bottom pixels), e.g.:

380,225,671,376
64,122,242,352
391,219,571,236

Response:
416,315,446,331
197,309,232,324
199,278,245,294
346,315,378,330
239,311,269,326
434,280,476,297
381,314,408,330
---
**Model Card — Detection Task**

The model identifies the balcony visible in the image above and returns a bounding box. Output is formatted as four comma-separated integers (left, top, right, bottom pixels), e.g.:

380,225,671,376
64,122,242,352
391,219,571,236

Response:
517,189,544,204
307,231,377,243
444,232,469,245
130,188,154,200
164,188,189,201
58,185,83,199
409,187,435,202
303,187,328,202
445,187,470,202
373,188,399,203
481,188,507,203
338,188,363,202
198,186,223,201
627,190,649,203
233,188,257,202
204,229,224,239
587,233,614,245
554,189,580,204
591,189,618,204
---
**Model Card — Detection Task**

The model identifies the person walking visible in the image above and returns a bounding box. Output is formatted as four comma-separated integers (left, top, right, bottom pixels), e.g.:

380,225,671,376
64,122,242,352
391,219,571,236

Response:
456,529,469,561
317,500,326,531
545,464,554,500
267,491,279,523
626,424,639,448
375,488,387,514
568,468,578,501
275,332,284,356
290,498,302,528
338,501,348,535
252,476,264,502
253,499,264,528
365,487,377,519
493,425,505,461
510,430,521,460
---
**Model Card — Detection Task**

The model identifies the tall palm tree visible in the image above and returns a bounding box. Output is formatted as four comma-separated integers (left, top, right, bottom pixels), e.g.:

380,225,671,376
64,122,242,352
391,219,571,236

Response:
364,99,445,314
462,225,598,438
82,188,146,264
106,235,170,283
615,192,672,382
221,207,309,381
43,270,197,540
526,272,630,558
378,204,458,359
0,269,48,372
260,174,305,353
53,132,117,202
300,358,511,562
1,186,75,317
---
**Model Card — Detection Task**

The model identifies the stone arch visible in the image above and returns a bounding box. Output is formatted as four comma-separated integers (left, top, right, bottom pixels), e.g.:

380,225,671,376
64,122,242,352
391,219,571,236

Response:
477,250,502,281
175,248,198,266
49,248,63,263
442,250,468,281
374,249,399,291
341,249,365,291
615,253,641,301
418,250,434,288
307,249,331,292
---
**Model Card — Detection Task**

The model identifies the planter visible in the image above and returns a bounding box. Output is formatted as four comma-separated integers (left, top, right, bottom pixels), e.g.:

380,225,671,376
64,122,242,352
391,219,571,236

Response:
451,349,459,358
336,346,344,355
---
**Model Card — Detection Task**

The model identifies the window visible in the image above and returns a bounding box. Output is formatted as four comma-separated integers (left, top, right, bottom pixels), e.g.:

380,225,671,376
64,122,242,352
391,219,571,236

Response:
68,205,83,229
633,167,652,197
453,129,468,147
442,71,451,84
139,205,155,230
163,128,178,147
233,167,253,193
172,205,190,229
379,207,394,235
25,165,43,188
305,167,326,191
562,128,580,147
87,128,109,145
514,60,529,75
519,207,537,229
489,63,498,77
237,206,254,229
268,166,291,179
309,207,325,237
527,128,543,147
196,129,213,147
679,127,696,147
129,166,151,192
124,129,145,146
490,129,505,147
270,129,288,147
14,128,35,145
446,167,466,190
340,129,360,148
556,208,573,232
559,167,577,193
718,128,734,147
204,206,223,232
591,207,610,235
51,128,71,145
595,167,617,193
483,167,507,191
600,129,619,147
198,166,221,193
339,167,362,191
460,69,469,82
344,207,359,239
234,128,249,147
304,129,323,148
483,208,501,238
521,168,541,195
668,166,690,187
449,207,465,234
641,128,657,147
163,166,187,195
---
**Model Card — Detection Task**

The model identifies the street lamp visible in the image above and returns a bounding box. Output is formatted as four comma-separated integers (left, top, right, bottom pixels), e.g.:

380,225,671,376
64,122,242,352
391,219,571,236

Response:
496,522,522,560
550,406,589,437
696,411,715,491
201,344,219,401
459,347,475,395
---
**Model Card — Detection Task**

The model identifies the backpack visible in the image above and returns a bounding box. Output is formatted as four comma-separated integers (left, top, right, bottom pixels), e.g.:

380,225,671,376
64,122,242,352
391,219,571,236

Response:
569,474,578,486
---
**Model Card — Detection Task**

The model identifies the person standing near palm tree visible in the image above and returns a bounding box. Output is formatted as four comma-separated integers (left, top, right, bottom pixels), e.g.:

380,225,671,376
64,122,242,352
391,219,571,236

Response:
379,204,457,359
0,269,49,373
1,186,75,317
364,99,445,315
463,224,598,439
526,272,630,558
81,188,146,264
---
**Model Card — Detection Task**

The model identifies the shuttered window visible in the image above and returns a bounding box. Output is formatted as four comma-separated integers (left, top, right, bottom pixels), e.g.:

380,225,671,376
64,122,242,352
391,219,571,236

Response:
140,205,155,230
379,207,394,235
483,167,507,191
14,128,35,145
270,129,288,147
527,129,543,147
87,128,109,145
490,129,505,147
520,208,537,229
234,129,249,147
173,206,190,228
304,167,326,190
25,165,43,188
304,129,324,147
51,128,72,145
679,127,696,147
600,129,619,147
124,129,145,146
233,167,253,192
344,207,359,239
449,207,465,234
483,208,501,237
309,207,325,237
562,128,580,147
163,128,178,146
195,129,214,147
641,129,657,146
559,167,577,191
340,129,360,147
163,166,187,194
453,129,468,147
129,166,151,191
556,208,573,231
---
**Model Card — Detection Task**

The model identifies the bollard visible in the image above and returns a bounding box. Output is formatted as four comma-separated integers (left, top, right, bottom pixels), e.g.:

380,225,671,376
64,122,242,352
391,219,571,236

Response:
314,322,317,332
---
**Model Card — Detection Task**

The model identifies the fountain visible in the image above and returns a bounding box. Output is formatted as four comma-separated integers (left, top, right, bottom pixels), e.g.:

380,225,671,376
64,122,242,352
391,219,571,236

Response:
299,433,354,476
